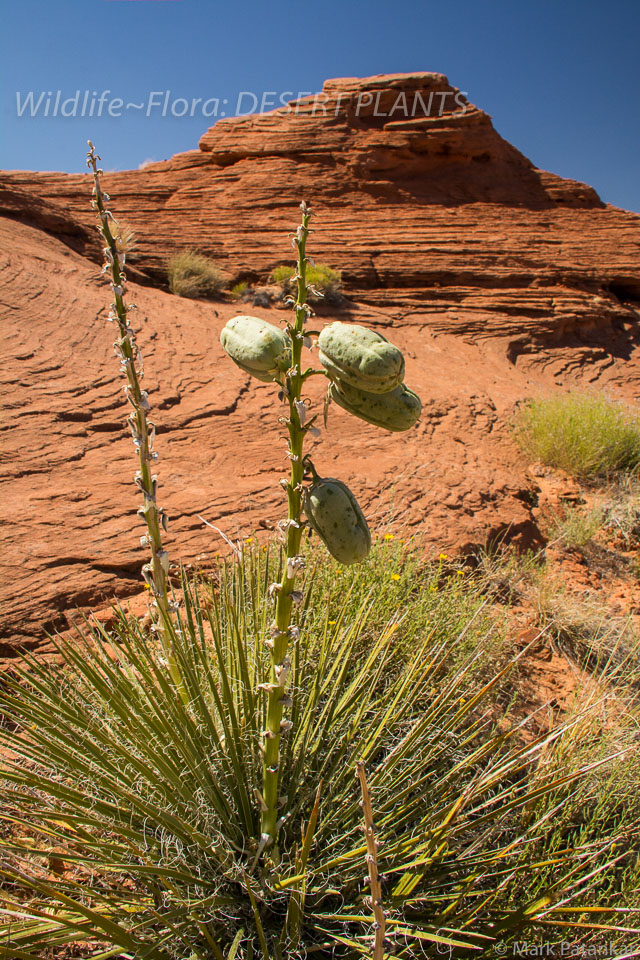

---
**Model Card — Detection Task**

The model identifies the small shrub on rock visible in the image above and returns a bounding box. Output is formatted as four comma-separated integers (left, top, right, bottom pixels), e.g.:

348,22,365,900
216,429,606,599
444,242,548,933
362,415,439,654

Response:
230,280,249,300
168,249,224,299
272,261,343,303
549,502,604,551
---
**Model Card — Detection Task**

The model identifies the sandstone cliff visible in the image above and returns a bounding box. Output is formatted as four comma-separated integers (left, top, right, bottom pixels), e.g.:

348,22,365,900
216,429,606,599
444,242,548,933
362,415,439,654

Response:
1,72,639,650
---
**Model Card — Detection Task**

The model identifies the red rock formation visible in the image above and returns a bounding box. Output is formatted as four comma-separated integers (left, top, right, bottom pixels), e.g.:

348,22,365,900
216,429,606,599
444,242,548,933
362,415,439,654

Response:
1,72,639,650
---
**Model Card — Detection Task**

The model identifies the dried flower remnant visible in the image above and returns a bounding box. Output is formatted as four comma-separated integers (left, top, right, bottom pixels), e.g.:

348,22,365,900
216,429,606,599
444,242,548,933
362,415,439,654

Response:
357,762,387,960
86,143,181,685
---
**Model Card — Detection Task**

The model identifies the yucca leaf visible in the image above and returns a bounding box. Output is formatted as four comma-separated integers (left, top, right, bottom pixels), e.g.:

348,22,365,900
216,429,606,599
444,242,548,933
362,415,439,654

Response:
2,543,639,956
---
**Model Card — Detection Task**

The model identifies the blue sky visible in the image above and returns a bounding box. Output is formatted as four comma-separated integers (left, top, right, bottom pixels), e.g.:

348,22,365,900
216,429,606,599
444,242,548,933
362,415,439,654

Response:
1,0,639,212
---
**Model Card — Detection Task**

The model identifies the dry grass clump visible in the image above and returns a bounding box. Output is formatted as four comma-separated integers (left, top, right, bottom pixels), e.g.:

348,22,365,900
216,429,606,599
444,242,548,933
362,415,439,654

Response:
601,474,640,550
549,502,604,551
534,575,637,665
514,391,640,479
167,249,224,299
475,542,640,682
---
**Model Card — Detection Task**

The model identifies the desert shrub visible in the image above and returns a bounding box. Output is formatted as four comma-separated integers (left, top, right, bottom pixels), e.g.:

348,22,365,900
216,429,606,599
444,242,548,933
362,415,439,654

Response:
271,264,295,287
168,249,224,299
230,280,249,300
514,391,640,479
522,678,640,943
476,536,640,686
472,544,545,605
272,262,342,303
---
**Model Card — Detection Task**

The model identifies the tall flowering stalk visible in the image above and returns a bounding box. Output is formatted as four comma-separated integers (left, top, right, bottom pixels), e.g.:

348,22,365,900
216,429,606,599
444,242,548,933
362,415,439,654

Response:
220,202,421,857
259,203,314,850
86,143,177,665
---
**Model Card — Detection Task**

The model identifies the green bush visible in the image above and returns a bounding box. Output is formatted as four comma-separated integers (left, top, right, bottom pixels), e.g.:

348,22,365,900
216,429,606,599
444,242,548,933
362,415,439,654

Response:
271,264,295,287
168,249,224,299
514,391,640,479
271,262,342,303
230,280,249,300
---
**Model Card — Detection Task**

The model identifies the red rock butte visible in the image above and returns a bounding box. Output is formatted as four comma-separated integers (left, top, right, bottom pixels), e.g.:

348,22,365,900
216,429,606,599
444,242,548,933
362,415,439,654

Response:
1,72,639,651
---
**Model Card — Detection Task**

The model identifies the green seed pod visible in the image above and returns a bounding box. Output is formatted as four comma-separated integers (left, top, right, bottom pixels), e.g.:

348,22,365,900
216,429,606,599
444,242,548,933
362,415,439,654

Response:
318,322,405,394
220,315,291,383
305,478,371,565
329,379,422,432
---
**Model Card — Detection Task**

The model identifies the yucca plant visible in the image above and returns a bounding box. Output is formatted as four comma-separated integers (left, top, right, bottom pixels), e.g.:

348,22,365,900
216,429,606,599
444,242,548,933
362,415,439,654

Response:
1,155,639,958
3,545,639,957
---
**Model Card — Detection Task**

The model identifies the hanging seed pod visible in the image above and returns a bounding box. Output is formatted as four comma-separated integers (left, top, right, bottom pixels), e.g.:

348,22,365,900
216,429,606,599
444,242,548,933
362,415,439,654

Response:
318,322,405,393
220,315,292,383
305,477,371,565
329,379,422,432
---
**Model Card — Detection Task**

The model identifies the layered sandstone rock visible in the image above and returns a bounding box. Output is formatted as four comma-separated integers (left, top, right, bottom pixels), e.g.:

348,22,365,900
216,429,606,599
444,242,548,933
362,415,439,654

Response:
1,72,639,649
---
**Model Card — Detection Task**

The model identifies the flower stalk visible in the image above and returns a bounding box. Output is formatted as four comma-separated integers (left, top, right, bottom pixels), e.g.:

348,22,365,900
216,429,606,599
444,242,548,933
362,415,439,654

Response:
218,202,418,858
260,202,314,850
357,761,386,960
86,143,181,686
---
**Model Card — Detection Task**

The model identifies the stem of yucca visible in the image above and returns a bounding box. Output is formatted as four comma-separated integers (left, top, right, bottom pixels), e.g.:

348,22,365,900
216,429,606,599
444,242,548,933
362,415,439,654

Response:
357,762,386,960
86,143,184,695
260,204,312,851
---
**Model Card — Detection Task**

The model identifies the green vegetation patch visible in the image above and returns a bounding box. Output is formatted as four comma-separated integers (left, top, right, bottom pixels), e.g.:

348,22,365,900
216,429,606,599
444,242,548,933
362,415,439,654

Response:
514,391,640,479
272,262,342,302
